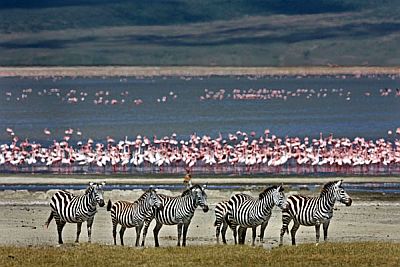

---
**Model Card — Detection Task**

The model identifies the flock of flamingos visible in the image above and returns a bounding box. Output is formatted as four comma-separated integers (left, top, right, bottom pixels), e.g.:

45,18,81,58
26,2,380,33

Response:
2,77,400,174
1,127,400,175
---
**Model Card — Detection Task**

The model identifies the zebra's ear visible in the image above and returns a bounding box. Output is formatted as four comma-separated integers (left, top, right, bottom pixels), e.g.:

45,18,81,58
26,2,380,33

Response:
89,182,94,186
336,180,343,187
278,184,284,192
101,181,106,186
149,185,158,192
203,184,208,190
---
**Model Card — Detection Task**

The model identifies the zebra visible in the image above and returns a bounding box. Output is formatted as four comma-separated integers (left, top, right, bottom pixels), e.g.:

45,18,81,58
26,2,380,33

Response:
107,188,163,246
214,198,271,244
45,182,106,244
225,185,285,246
153,184,209,247
279,180,352,246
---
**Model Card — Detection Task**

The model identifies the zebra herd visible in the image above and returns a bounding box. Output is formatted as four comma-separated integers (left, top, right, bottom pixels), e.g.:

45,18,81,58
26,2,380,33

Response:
45,180,352,247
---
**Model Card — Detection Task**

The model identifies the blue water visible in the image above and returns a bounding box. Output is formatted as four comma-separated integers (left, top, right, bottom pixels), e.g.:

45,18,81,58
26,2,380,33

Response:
0,75,400,144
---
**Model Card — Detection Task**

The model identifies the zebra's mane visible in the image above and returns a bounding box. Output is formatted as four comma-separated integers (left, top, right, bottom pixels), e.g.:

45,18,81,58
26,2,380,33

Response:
259,185,279,200
320,181,339,196
181,184,202,197
85,184,95,195
134,189,153,203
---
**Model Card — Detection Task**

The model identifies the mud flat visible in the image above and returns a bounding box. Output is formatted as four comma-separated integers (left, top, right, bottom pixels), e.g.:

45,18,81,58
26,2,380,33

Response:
0,189,399,247
1,66,400,78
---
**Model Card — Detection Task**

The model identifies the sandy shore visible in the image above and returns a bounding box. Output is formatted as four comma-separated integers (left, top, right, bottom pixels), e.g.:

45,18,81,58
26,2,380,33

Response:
0,188,399,247
1,66,400,77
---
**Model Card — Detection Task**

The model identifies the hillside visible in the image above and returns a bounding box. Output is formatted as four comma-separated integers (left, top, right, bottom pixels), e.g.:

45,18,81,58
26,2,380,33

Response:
1,0,400,66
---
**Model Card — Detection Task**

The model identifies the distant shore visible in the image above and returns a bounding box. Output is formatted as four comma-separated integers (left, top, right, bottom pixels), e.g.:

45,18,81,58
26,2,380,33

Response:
1,66,400,77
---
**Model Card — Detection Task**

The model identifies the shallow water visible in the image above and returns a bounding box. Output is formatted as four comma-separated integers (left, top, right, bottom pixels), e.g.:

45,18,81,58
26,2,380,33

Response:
1,75,400,144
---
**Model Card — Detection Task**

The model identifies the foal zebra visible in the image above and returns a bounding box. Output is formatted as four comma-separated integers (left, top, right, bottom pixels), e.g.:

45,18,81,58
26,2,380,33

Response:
153,184,209,247
45,182,106,244
107,188,163,246
280,180,352,246
225,185,285,245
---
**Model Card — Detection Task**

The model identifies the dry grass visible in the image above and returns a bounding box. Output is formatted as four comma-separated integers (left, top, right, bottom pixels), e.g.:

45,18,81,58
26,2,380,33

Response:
1,242,399,267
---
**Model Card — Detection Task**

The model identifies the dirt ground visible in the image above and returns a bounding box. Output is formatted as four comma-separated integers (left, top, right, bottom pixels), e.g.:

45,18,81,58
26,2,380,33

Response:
0,189,399,248
1,66,400,78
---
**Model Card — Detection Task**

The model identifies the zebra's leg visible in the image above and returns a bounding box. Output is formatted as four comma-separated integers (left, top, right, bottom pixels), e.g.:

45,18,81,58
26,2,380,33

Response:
135,224,144,247
141,220,150,247
119,226,126,246
87,217,94,243
153,221,163,247
259,221,268,243
280,213,292,246
221,221,228,244
177,223,183,246
182,222,190,247
290,222,300,246
315,223,321,245
112,223,117,245
231,225,238,245
238,226,246,245
75,222,82,243
323,221,330,242
251,226,257,246
56,220,66,244
215,222,221,244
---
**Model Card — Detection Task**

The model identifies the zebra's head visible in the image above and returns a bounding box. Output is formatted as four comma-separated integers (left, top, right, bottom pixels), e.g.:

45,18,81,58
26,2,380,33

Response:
323,180,352,206
260,185,286,209
184,184,209,212
88,182,105,207
333,180,352,206
147,188,163,211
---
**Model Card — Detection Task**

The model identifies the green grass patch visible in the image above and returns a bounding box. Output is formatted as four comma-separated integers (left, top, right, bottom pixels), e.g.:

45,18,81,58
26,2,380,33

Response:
1,242,399,267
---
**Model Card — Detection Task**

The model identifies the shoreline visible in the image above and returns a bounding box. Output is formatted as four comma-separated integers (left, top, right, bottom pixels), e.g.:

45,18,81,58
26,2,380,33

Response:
1,66,400,77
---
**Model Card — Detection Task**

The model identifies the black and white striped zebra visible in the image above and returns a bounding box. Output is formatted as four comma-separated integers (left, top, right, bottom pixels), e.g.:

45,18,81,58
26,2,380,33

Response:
279,180,352,246
225,185,285,246
107,188,163,246
214,197,270,244
45,182,106,244
153,184,209,247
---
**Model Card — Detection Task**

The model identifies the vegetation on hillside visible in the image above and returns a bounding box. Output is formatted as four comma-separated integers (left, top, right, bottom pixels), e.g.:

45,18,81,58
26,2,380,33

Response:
1,0,399,66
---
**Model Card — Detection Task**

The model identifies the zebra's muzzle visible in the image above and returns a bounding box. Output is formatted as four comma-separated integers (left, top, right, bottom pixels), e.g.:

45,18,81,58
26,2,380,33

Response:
99,200,105,207
202,205,209,212
345,198,352,206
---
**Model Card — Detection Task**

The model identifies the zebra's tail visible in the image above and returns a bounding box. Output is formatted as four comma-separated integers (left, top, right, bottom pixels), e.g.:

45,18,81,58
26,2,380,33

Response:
213,219,219,227
224,213,233,228
106,199,112,211
44,211,54,228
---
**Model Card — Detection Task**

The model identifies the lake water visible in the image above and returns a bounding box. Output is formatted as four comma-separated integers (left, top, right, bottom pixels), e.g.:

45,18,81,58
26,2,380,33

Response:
1,75,399,145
